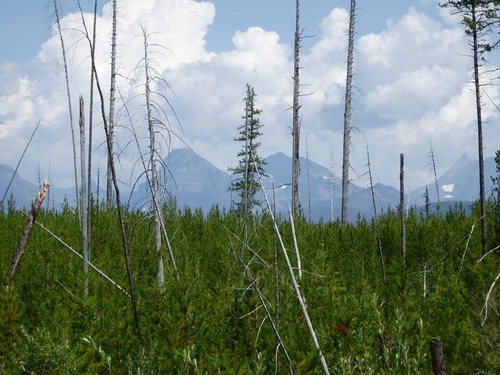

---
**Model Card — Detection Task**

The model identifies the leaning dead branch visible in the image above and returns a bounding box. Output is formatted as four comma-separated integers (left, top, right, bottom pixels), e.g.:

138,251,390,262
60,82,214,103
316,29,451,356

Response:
477,245,500,264
254,157,330,374
1,120,40,207
458,206,497,279
480,271,500,326
226,228,296,374
35,221,131,299
4,180,50,289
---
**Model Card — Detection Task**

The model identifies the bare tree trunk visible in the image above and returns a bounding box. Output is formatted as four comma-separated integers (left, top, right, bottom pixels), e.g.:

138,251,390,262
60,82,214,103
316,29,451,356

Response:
341,0,356,226
292,0,301,217
306,133,312,222
257,168,330,374
367,147,385,279
54,0,79,221
86,0,98,264
273,200,280,373
143,29,165,288
400,153,406,263
79,96,89,296
122,85,179,282
429,141,441,213
329,151,335,222
242,101,250,258
471,1,487,256
288,203,302,280
107,0,117,208
83,22,141,333
5,180,50,289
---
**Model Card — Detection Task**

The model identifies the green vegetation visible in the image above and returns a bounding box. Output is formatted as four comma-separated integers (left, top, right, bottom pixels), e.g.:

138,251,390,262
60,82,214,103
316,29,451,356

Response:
0,200,498,374
228,84,267,214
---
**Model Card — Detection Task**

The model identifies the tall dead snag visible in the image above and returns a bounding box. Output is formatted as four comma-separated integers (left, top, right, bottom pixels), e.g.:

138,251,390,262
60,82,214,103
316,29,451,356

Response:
473,1,487,257
400,153,406,263
292,0,301,217
366,147,385,279
5,180,50,289
429,141,441,213
341,0,356,226
86,0,98,265
54,0,79,220
79,96,89,296
80,14,142,334
107,0,118,208
142,27,165,288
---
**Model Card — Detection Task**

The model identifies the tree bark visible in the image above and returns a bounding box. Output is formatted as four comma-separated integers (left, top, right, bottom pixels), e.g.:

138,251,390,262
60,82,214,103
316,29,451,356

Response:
80,96,89,296
54,0,80,222
107,0,117,208
471,1,488,256
400,153,406,263
367,147,385,279
143,29,165,288
5,180,50,289
430,337,446,375
292,0,301,217
341,0,356,226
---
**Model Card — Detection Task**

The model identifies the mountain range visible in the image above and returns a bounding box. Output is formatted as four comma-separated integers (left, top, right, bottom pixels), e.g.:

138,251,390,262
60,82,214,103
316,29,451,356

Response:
1,148,498,222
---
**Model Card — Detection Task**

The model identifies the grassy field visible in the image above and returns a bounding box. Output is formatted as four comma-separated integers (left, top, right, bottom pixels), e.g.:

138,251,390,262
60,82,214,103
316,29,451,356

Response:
0,199,499,374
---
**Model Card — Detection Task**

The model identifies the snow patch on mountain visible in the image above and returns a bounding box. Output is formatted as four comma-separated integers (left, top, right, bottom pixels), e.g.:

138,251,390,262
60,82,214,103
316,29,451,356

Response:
442,184,455,192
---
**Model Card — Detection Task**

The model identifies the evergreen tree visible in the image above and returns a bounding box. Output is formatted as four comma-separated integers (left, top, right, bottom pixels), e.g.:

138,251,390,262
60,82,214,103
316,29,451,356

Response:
440,0,500,255
229,84,267,214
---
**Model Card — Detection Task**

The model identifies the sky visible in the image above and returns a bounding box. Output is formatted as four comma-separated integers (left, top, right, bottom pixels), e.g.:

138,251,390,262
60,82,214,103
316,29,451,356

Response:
1,0,499,198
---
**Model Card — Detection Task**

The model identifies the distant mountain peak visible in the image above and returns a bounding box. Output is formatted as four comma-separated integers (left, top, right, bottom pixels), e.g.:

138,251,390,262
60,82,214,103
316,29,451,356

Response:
451,154,473,170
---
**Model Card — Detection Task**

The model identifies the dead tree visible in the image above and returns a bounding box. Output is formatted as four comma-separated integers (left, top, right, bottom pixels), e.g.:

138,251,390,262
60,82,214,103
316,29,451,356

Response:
142,27,165,287
292,0,301,217
400,153,406,263
366,147,385,279
341,0,356,226
79,96,89,296
429,141,441,213
5,180,50,289
54,0,79,220
76,6,141,333
107,0,118,208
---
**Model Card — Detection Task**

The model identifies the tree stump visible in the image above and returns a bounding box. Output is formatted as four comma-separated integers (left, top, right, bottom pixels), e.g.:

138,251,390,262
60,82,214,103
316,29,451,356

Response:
430,337,446,375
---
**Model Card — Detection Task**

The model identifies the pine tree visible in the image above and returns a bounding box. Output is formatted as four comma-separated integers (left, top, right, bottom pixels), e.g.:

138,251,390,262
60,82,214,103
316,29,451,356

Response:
229,84,267,215
440,0,500,255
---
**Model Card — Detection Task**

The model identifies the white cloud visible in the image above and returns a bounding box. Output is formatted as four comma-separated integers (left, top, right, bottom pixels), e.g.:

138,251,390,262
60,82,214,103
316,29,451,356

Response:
1,0,499,197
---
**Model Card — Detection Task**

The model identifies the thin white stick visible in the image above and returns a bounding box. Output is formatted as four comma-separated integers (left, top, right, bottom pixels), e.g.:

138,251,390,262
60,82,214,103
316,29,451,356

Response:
477,245,500,263
253,160,330,374
35,221,130,298
480,271,500,326
227,231,296,374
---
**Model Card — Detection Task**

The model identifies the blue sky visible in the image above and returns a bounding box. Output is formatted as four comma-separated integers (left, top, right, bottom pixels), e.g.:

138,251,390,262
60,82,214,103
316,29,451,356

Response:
1,1,439,60
1,0,499,201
